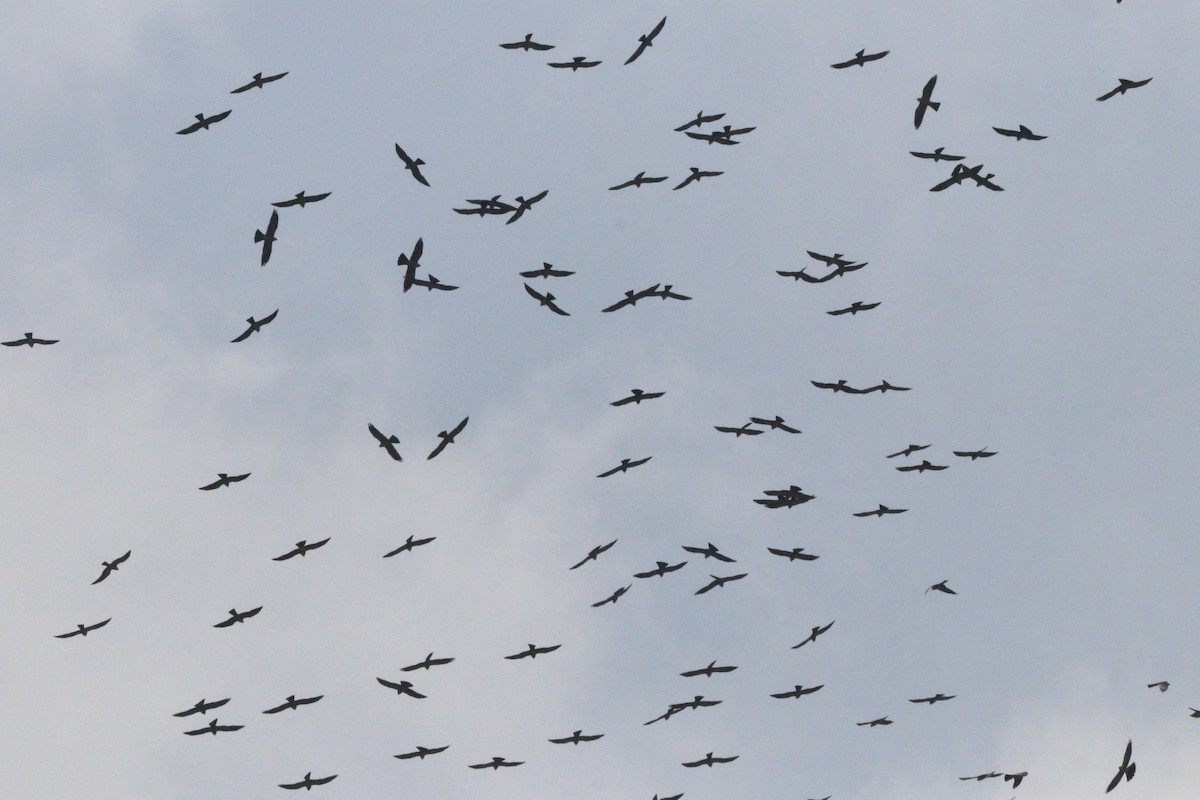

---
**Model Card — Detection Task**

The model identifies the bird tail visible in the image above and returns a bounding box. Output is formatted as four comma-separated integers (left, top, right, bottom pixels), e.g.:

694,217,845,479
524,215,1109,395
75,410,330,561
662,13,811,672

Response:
396,254,408,265
928,100,940,111
388,435,399,444
254,229,266,243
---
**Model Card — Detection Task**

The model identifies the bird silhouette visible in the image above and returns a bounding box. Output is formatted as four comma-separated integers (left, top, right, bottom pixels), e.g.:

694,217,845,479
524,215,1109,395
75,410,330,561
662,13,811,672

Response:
499,34,554,51
394,143,430,187
376,677,426,698
524,283,570,315
611,388,665,406
213,606,262,627
468,756,523,769
428,417,469,460
681,752,739,767
548,730,605,744
625,16,667,65
854,504,907,517
254,210,279,266
909,147,964,162
675,110,726,131
811,379,869,394
914,75,939,128
993,124,1046,141
792,621,835,649
383,535,436,558
830,49,889,68
954,448,996,460
896,460,948,473
1096,77,1152,101
682,543,736,563
1005,772,1028,788
271,190,331,208
827,301,880,316
394,745,450,759
1106,740,1135,792
857,716,893,727
506,190,549,224
609,172,669,190
199,473,250,491
547,57,601,71
597,456,652,477
368,423,402,461
570,539,618,570
3,332,59,347
767,547,819,562
680,661,738,678
173,697,230,717
909,693,956,704
1148,681,1169,692
695,573,747,595
673,168,723,190
273,538,331,561
230,309,278,343
505,643,561,660
749,415,801,433
176,110,231,134
262,694,323,714
91,550,131,584
54,618,111,638
634,560,687,579
520,262,575,278
592,584,632,607
279,772,337,791
401,653,455,671
925,581,956,595
183,718,243,735
754,486,815,508
230,71,287,93
714,423,763,437
888,444,931,458
771,684,824,699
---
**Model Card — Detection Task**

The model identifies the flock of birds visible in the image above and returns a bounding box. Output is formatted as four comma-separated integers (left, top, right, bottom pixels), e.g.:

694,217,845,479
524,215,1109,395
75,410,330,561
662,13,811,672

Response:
20,7,1179,798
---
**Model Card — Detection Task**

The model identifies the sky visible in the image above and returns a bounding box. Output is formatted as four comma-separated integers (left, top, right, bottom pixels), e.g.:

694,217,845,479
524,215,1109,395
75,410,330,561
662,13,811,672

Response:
3,1,1199,798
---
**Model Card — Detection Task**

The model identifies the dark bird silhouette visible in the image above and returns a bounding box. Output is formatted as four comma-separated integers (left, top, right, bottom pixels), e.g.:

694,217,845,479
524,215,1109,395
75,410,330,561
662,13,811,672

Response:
376,677,426,698
925,580,957,595
213,606,262,627
609,171,669,190
625,16,666,64
408,274,459,292
993,124,1046,141
500,33,554,51
673,168,722,190
909,146,964,162
959,772,1002,781
397,237,424,292
854,504,907,517
394,144,430,187
394,745,450,760
914,75,939,129
827,301,880,316
896,460,947,473
454,196,516,216
428,416,469,460
909,693,956,704
1005,772,1028,788
957,164,1004,191
653,794,684,800
675,110,726,131
634,560,687,579
749,415,801,433
771,684,824,699
524,283,570,316
176,110,231,135
680,661,738,678
549,730,605,745
279,772,337,791
272,190,331,208
230,71,288,93
183,718,243,735
273,538,331,561
714,423,763,437
682,543,735,562
230,309,278,343
263,694,323,714
520,262,575,279
547,56,601,71
811,379,869,394
55,618,111,638
597,456,652,477
1096,77,1152,101
1188,708,1200,717
469,757,523,769
792,621,835,649
592,584,632,607
198,472,250,490
644,695,722,725
857,716,893,727
685,126,753,145
254,210,279,266
806,250,857,267
91,550,131,585
864,380,912,393
506,190,549,224
611,388,665,406
3,332,59,347
570,539,618,570
695,573,747,595
784,260,868,283
173,698,230,717
754,486,815,508
647,284,691,301
767,547,818,562
888,444,930,458
930,163,987,192
601,288,652,313
368,423,402,461
401,652,455,672
1106,741,1135,792
505,643,561,660
831,49,889,68
954,448,996,460
383,535,436,558
682,752,739,768
1148,681,1169,692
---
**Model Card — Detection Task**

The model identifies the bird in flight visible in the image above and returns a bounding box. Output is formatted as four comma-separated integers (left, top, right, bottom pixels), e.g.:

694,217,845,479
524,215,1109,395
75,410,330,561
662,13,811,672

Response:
279,772,337,791
682,542,736,562
520,262,575,278
888,444,930,458
592,584,632,607
91,550,131,585
255,209,279,266
549,730,605,745
230,71,288,93
644,695,722,725
367,423,402,461
909,147,964,162
909,693,956,704
673,168,723,190
675,110,726,131
1106,740,1135,792
547,56,601,71
505,643,561,660
930,163,1004,192
695,573,747,595
609,172,669,190
499,33,554,51
771,684,824,699
570,539,618,570
394,143,430,187
1188,708,1200,717
680,661,738,678
914,75,940,129
428,417,469,460
685,125,755,145
469,756,524,769
634,560,687,579
401,653,455,671
198,472,250,491
213,606,262,627
377,677,426,698
750,415,801,433
597,456,652,477
954,448,996,460
754,486,815,508
625,16,667,64
611,388,665,406
1005,772,1028,788
176,110,231,135
811,379,869,394
396,237,425,292
3,332,58,347
896,460,948,473
767,547,818,562
781,261,868,283
714,423,763,437
454,196,516,216
857,716,893,727
383,535,436,558
925,580,957,595
230,309,278,343
827,301,880,316
55,618,111,638
831,49,889,68
262,694,323,714
792,621,835,649
173,698,230,717
959,772,1002,781
271,190,331,208
394,745,450,760
273,538,331,561
183,718,243,736
854,504,907,517
1147,681,1169,692
1096,77,1152,101
524,283,570,316
507,190,549,224
864,380,911,393
682,752,739,768
993,124,1047,141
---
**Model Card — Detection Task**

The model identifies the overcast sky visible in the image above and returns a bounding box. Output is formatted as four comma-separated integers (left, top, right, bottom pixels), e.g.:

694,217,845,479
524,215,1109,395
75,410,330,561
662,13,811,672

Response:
4,2,1199,798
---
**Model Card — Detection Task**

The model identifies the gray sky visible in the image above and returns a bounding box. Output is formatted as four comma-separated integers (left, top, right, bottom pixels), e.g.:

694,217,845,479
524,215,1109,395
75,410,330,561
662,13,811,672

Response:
4,2,1199,798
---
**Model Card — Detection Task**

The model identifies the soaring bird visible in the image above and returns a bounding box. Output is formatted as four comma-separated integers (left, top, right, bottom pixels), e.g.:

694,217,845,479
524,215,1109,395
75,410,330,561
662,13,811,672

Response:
428,417,469,460
230,309,278,343
549,730,605,745
673,167,722,190
601,287,654,313
830,49,889,68
524,283,570,315
857,716,893,727
183,718,243,735
176,110,231,134
213,606,262,627
675,110,726,131
1096,77,1152,101
272,190,331,208
3,332,59,347
993,124,1046,141
273,538,331,561
609,172,669,190
173,698,230,717
682,543,736,563
394,143,430,187
792,621,835,649
198,473,250,490
368,423,402,461
230,71,288,93
896,460,947,473
680,661,738,678
854,504,907,517
695,573,747,595
408,274,458,292
767,547,818,562
383,535,436,558
887,444,930,458
625,16,667,64
254,209,279,266
401,653,455,672
279,772,337,791
925,580,957,595
959,773,1001,782
547,56,601,71
754,486,815,508
611,388,665,406
505,643,561,660
499,34,554,51
811,379,869,394
864,380,911,393
714,423,763,437
827,301,880,316
454,196,515,216
91,550,131,584
396,237,425,292
376,678,426,698
1148,681,1169,692
931,163,1004,192
394,745,450,759
592,584,632,607
262,694,323,714
682,752,739,768
634,560,687,579
54,618,111,638
914,75,939,128
506,190,549,224
520,262,575,278
771,684,824,699
468,757,523,769
597,456,652,477
570,539,618,570
954,448,996,460
909,147,964,162
685,126,754,145
909,693,956,704
1106,741,1135,792
749,415,801,433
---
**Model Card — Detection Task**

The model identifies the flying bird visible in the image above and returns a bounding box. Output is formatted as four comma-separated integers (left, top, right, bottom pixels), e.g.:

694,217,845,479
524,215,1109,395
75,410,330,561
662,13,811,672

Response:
896,460,948,473
230,309,278,343
523,283,570,316
792,621,836,649
505,643,561,660
749,415,801,433
570,539,618,570
396,237,425,292
213,606,262,627
428,416,469,460
954,448,996,460
634,560,687,579
1096,77,1152,101
609,172,669,190
909,693,956,704
549,730,605,745
183,718,243,736
173,698,230,717
506,189,549,224
993,124,1046,141
959,772,1002,781
376,677,426,698
592,584,632,607
771,684,824,700
1106,740,1135,792
673,168,723,190
279,772,337,791
675,110,726,131
271,191,331,208
401,653,455,672
175,110,231,134
864,380,912,393
767,547,818,562
468,757,523,769
754,486,815,508
682,543,736,563
54,618,111,638
714,423,763,437
367,423,402,461
888,444,931,458
547,56,601,71
854,504,907,517
198,472,250,490
229,71,288,93
2,332,58,347
91,550,131,584
262,694,323,714
273,538,331,561
454,196,515,216
254,210,279,266
914,75,939,128
1188,708,1200,718
499,33,554,51
680,661,738,678
857,716,893,727
1148,681,1169,692
394,745,450,759
684,126,754,145
597,456,652,477
611,388,665,406
925,580,957,595
909,147,964,162
830,49,889,68
409,274,459,292
695,573,747,595
1005,772,1028,788
394,144,430,187
827,301,880,316
624,16,667,64
811,379,869,394
682,752,739,768
601,288,653,313
383,535,436,558
520,262,575,278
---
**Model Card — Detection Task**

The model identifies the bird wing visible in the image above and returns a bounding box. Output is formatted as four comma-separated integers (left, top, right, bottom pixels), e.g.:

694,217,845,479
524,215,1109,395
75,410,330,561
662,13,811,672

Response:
1096,85,1121,102
411,164,430,187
